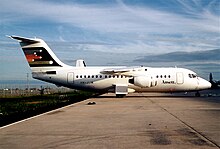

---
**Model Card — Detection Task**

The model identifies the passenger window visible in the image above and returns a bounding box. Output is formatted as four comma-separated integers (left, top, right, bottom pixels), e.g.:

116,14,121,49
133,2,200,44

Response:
160,75,163,78
100,75,102,78
168,75,171,78
80,75,82,78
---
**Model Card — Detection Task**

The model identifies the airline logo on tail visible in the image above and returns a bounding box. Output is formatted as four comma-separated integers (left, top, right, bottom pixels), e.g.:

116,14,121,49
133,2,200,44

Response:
22,47,61,67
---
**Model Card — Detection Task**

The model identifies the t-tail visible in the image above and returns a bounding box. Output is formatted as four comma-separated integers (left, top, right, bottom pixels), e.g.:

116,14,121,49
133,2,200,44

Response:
9,35,67,71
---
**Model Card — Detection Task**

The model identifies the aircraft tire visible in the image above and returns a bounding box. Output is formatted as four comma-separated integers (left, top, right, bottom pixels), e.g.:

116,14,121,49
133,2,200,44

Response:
116,94,126,98
195,92,201,97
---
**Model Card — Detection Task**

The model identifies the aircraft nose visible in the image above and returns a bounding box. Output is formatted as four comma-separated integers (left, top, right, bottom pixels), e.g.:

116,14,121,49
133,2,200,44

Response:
197,77,212,90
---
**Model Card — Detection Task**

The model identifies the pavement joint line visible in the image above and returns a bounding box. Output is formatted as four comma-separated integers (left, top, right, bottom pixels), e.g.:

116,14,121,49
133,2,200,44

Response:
145,96,220,148
0,99,87,130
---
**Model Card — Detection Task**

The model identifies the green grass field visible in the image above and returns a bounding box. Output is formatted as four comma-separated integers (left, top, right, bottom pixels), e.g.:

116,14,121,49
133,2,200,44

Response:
0,91,95,127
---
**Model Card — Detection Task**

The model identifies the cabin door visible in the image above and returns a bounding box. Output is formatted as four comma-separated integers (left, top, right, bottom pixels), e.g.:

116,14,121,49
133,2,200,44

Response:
67,72,74,84
176,72,184,84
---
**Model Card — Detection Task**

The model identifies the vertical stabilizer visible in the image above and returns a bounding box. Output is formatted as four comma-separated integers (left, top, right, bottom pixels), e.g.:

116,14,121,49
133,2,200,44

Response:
9,36,65,70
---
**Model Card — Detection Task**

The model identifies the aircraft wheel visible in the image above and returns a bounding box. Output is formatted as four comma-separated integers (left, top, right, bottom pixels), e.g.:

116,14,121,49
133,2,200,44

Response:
116,94,126,98
195,92,200,97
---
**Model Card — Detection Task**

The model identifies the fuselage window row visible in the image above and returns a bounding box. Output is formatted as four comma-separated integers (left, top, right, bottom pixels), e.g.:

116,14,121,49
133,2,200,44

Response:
75,75,127,79
156,75,171,78
76,75,173,79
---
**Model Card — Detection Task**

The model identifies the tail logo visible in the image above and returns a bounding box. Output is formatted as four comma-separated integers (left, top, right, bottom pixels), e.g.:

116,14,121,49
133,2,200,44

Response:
22,47,61,67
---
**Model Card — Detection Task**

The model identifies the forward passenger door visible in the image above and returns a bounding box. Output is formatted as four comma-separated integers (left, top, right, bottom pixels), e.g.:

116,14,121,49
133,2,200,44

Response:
176,72,184,84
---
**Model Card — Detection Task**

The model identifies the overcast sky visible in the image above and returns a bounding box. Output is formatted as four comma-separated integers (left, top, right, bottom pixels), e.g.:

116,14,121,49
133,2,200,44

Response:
0,0,219,81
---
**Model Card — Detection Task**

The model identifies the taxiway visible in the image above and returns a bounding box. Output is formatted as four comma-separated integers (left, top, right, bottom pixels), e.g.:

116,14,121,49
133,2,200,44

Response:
0,92,219,148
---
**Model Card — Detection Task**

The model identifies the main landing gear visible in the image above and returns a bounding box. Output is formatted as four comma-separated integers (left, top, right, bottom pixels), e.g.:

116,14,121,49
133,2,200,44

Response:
195,91,201,97
116,94,126,98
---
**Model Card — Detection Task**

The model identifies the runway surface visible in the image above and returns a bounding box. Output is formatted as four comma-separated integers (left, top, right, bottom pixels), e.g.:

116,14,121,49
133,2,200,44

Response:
0,92,220,149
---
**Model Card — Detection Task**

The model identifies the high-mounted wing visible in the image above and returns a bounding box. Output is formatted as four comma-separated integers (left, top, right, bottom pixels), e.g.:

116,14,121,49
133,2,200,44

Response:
100,66,143,77
101,67,130,74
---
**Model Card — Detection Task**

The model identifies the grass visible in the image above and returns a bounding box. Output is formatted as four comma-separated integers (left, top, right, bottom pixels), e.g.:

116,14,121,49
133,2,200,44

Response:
0,91,95,127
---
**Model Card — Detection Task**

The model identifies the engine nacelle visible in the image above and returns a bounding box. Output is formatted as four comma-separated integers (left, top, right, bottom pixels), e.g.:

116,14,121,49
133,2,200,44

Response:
129,76,157,88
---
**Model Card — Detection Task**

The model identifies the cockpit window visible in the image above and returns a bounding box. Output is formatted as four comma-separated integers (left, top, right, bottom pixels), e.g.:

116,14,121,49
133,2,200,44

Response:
188,74,197,78
192,74,197,78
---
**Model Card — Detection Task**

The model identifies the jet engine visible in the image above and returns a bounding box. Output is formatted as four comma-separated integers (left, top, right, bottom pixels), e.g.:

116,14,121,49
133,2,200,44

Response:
129,76,157,88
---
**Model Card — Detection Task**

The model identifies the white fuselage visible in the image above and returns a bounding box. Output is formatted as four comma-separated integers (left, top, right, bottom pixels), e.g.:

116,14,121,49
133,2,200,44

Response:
32,65,211,93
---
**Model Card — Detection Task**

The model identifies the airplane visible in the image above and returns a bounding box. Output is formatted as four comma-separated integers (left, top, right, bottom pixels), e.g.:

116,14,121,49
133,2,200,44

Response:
9,35,211,97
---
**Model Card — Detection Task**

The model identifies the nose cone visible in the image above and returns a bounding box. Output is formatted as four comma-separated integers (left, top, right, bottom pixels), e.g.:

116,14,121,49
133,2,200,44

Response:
197,77,212,90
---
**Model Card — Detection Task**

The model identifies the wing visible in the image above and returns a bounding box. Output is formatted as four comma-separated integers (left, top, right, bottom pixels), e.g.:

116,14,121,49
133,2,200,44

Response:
100,66,144,77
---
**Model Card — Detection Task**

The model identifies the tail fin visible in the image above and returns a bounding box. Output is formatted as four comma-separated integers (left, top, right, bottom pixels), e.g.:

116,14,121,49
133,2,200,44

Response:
9,35,65,69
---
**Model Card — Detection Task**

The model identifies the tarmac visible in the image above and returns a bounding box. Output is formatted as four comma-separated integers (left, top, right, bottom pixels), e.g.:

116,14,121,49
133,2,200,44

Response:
0,91,220,149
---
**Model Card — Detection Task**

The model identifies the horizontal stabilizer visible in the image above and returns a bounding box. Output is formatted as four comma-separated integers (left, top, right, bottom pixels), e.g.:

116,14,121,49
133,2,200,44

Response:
8,35,40,43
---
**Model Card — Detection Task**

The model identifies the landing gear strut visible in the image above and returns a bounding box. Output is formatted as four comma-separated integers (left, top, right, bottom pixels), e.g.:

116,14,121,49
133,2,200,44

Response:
195,91,200,97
